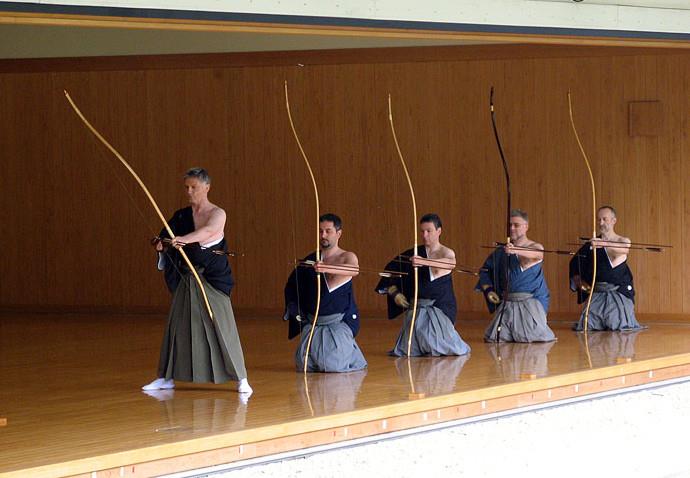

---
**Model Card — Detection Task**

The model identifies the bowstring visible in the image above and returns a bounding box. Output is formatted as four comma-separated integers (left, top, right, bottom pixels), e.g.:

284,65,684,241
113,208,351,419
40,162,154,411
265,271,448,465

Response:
100,154,188,283
286,128,303,336
392,123,406,300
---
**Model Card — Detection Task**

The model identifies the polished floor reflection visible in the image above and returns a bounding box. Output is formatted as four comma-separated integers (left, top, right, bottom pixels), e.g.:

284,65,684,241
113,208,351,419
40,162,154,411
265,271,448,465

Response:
1,313,689,475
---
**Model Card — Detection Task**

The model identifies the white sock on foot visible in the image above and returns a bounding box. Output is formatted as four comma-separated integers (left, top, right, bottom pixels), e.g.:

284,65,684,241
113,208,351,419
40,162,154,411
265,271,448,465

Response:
237,378,253,394
142,378,175,391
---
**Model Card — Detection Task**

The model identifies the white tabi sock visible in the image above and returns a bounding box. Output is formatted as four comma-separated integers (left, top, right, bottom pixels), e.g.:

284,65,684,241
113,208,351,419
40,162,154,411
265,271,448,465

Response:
142,378,175,391
237,378,253,394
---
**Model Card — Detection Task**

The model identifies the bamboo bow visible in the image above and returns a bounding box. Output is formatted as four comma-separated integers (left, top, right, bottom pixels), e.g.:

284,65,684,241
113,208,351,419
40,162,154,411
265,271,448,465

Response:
64,91,215,322
568,91,597,332
388,94,419,357
489,87,511,341
284,81,321,374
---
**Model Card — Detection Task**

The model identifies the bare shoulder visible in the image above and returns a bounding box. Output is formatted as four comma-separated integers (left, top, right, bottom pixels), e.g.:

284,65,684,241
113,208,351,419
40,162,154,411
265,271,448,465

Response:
528,240,545,251
203,205,226,230
209,204,226,219
440,244,456,260
340,249,359,265
617,235,631,244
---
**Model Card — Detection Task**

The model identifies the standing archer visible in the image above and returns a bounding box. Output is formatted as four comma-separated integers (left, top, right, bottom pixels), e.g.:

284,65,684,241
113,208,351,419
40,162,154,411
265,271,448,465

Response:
143,168,252,395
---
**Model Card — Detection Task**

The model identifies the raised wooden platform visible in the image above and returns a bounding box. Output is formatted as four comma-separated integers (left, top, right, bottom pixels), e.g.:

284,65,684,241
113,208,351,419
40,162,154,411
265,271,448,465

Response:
1,312,690,478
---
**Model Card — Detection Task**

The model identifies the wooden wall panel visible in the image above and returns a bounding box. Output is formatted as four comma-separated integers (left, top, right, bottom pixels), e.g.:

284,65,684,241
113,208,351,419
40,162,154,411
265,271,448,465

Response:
0,45,689,317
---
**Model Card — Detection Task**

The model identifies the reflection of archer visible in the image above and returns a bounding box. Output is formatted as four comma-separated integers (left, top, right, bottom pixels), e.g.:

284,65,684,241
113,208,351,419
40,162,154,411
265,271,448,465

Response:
296,370,367,416
143,390,249,432
575,329,641,368
486,341,555,381
394,356,469,398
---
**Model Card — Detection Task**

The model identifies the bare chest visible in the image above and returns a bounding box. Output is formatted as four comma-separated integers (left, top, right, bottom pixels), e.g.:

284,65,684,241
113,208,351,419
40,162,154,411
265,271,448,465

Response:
192,210,212,229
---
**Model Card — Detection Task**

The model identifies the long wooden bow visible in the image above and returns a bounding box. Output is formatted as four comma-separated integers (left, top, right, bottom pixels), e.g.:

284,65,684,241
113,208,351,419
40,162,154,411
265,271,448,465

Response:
64,91,215,322
568,91,597,332
284,81,321,374
489,87,511,341
388,95,419,357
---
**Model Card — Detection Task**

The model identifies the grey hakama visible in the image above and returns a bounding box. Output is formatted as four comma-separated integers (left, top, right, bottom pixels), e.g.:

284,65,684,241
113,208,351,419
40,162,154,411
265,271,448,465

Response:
295,312,368,373
376,247,468,358
157,273,247,383
484,292,556,343
573,283,645,332
390,299,471,357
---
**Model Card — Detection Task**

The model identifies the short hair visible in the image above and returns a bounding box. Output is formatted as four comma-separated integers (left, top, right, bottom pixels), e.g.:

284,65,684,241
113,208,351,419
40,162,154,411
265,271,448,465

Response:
510,209,529,223
598,205,617,218
420,213,442,229
319,213,342,231
184,167,211,184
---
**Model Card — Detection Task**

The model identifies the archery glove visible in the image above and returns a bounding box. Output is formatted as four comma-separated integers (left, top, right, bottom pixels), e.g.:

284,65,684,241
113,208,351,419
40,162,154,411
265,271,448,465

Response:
483,286,501,305
387,285,410,309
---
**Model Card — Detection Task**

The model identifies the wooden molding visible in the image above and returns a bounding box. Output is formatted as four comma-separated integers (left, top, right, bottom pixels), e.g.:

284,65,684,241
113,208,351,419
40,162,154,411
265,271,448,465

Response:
2,9,690,52
0,42,688,74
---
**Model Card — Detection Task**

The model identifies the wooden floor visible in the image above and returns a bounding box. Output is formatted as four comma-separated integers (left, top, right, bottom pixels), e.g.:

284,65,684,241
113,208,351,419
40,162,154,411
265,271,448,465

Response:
2,312,690,478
